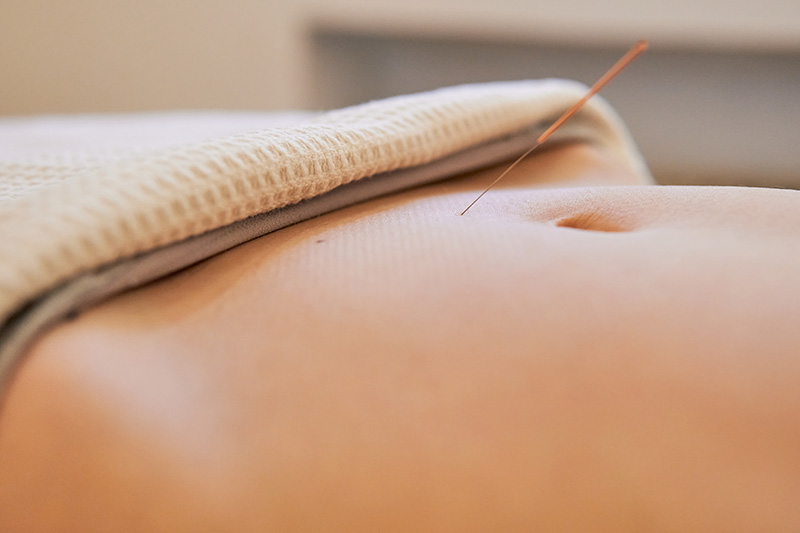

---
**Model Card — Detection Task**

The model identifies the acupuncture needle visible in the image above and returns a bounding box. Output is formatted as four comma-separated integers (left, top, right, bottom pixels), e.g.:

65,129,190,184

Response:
459,39,649,216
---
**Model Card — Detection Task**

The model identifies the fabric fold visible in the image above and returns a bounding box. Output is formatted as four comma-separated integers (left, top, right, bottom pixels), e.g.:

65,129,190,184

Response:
0,79,651,386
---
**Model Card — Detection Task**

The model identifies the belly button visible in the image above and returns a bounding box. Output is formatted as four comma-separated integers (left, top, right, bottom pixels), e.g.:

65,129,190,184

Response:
554,211,629,233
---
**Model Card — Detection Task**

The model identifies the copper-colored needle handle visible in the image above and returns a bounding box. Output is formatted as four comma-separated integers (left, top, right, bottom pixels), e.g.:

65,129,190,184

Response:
460,40,649,216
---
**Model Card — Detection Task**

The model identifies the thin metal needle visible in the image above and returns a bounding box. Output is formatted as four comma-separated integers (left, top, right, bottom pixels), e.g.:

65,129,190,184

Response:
460,39,649,216
458,141,542,216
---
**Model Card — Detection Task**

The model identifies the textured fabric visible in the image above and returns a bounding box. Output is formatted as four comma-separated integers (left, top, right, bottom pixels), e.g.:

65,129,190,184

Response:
0,125,571,386
0,80,649,351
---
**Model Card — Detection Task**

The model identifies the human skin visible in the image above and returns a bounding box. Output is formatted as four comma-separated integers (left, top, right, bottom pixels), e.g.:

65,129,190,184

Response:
1,142,799,531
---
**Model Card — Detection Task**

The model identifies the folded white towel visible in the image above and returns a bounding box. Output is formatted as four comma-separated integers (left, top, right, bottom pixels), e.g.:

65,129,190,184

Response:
0,79,650,385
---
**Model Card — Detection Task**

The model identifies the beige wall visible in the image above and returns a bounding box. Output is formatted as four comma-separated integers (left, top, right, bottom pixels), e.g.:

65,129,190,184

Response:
1,0,311,114
3,0,799,114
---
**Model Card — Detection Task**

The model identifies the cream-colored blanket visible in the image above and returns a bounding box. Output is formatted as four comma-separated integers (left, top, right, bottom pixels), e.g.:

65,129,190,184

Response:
0,80,650,385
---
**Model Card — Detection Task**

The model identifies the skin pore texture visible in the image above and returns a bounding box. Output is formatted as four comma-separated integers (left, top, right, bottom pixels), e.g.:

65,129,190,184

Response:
1,142,799,531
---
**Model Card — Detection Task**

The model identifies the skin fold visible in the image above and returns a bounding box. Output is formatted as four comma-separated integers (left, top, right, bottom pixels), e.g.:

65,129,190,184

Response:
1,142,799,531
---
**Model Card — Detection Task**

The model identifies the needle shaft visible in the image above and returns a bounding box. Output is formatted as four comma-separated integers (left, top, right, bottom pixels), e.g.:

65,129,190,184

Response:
460,40,649,216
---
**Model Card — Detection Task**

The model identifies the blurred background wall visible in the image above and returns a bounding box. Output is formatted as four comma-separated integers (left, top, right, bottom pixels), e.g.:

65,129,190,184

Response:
2,0,799,187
